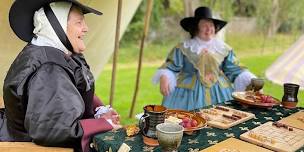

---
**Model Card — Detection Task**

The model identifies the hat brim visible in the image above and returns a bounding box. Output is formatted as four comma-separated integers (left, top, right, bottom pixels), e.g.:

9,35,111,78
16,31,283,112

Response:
180,17,227,33
9,0,102,42
68,0,102,15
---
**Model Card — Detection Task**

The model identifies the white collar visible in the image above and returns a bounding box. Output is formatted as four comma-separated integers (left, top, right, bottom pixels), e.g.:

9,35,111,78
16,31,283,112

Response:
183,37,227,55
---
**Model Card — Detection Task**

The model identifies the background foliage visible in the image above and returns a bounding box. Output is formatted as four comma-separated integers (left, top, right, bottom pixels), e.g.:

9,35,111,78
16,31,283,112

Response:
98,0,304,125
98,33,304,125
121,0,304,44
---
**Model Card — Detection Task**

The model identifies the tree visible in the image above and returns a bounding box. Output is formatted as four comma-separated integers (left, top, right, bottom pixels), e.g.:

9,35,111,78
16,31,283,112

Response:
121,0,186,44
183,0,200,17
256,0,304,37
232,0,257,17
199,0,235,20
267,0,279,37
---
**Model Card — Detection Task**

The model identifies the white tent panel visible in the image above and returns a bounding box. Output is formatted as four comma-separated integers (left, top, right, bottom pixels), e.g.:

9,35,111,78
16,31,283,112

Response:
266,35,304,89
82,0,142,76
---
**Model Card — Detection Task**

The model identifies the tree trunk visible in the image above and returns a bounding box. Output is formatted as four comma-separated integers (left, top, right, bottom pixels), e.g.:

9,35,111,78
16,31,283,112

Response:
267,0,280,37
183,0,193,17
183,0,200,17
163,0,170,9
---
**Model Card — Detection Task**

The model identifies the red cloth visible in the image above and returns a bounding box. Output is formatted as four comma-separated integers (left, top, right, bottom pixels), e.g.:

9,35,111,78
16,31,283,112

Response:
80,118,113,152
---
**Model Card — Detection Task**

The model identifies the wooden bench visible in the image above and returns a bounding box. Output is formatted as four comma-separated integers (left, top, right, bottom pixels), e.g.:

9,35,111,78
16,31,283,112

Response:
0,97,73,152
0,142,73,152
0,96,4,108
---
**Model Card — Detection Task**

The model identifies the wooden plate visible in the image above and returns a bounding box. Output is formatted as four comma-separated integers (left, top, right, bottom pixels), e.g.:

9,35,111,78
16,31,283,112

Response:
165,109,207,132
232,91,280,108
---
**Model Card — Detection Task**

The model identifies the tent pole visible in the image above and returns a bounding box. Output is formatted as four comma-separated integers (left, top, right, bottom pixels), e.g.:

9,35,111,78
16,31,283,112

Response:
109,0,123,107
129,0,153,118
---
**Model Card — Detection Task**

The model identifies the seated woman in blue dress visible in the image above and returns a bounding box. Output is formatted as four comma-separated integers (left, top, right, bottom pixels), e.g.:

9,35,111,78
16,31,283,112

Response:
153,6,256,111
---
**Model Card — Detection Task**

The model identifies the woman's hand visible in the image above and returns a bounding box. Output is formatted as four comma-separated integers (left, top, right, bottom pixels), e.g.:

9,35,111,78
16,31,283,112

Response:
160,75,170,96
111,123,122,130
99,109,122,130
100,109,120,125
110,109,120,125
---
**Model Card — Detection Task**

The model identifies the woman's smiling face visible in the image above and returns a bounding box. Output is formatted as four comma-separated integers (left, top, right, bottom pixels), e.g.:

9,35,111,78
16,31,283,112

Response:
197,19,215,41
67,6,88,53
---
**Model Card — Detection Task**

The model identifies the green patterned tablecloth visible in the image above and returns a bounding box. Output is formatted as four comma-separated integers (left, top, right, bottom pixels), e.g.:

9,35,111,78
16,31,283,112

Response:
93,103,304,152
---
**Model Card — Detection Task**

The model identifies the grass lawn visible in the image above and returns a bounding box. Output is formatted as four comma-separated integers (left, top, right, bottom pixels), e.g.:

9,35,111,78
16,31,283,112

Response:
95,33,304,125
95,66,162,125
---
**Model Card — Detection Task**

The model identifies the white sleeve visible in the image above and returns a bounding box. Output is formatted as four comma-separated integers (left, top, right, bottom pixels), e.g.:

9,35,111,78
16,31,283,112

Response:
152,69,176,93
234,70,256,91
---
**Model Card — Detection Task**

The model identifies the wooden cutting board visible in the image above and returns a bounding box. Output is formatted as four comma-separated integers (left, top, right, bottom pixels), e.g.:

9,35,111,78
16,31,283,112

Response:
279,111,304,130
200,138,273,152
199,106,255,129
240,121,304,152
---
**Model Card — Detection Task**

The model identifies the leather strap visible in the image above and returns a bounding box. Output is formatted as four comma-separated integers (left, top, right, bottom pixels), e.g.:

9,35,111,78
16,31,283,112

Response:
43,4,74,52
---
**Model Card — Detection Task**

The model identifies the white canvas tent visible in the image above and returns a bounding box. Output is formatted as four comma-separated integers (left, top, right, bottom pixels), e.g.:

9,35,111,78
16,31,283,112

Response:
0,0,142,96
266,35,304,89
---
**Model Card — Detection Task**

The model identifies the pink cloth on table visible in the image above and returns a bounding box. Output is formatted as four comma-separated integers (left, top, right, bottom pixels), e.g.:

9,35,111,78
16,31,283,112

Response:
80,118,113,152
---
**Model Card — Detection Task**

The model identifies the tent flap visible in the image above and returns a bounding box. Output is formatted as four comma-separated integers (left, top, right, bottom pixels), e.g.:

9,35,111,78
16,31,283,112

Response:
266,35,304,90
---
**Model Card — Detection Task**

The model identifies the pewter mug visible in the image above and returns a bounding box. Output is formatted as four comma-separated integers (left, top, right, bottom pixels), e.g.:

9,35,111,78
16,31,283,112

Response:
246,78,264,92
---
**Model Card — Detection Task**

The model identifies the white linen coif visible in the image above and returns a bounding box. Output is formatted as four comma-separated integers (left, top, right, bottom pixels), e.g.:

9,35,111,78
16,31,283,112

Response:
31,2,72,54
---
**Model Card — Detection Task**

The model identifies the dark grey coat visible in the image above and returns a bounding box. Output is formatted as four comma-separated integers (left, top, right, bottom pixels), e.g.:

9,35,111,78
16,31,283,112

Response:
0,44,108,151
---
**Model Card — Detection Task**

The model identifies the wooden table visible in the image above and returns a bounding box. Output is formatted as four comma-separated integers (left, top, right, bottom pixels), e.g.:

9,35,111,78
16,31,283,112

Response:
93,102,304,152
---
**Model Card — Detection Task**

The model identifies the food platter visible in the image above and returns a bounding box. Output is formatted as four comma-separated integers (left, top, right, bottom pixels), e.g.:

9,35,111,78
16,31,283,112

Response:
232,91,280,108
165,109,207,132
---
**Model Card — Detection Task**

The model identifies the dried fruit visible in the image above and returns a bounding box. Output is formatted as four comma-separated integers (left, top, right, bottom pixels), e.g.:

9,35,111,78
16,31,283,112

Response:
125,125,140,137
191,119,198,127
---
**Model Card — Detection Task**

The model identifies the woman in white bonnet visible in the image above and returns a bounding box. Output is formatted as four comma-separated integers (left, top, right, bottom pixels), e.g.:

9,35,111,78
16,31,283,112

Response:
1,0,120,151
153,7,257,111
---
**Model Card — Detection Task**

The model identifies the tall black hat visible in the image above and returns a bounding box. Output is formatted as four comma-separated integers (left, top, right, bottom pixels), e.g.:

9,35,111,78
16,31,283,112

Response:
9,0,102,43
180,6,227,34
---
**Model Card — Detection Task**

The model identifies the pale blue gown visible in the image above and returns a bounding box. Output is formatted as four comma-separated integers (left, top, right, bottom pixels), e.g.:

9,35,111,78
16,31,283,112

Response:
154,37,253,111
